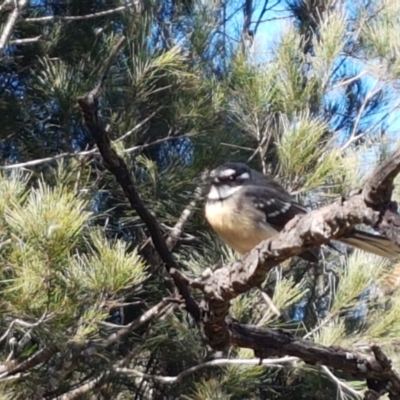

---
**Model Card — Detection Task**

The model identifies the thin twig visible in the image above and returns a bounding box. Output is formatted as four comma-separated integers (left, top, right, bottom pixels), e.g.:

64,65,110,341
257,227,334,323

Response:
341,84,383,152
114,107,162,143
0,150,95,170
253,1,282,37
104,299,174,346
123,134,189,154
252,15,292,24
260,291,281,319
114,356,299,384
9,35,41,45
0,345,57,378
24,1,140,23
166,183,205,250
90,36,126,96
322,365,363,398
51,372,108,400
220,142,255,151
329,71,368,92
302,312,339,340
0,0,29,57
0,134,186,170
0,311,52,345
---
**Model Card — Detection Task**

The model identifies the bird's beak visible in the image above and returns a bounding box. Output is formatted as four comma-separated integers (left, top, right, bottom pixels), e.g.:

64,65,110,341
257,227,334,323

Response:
207,169,219,184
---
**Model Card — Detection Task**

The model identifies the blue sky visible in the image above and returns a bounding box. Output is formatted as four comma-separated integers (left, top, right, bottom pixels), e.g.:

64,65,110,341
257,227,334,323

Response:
23,0,400,162
224,0,400,166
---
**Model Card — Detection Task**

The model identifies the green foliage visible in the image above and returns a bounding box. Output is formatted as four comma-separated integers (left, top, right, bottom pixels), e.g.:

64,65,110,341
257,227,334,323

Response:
1,0,400,398
228,54,281,137
3,177,89,313
182,379,232,400
0,171,30,219
272,274,308,311
360,0,400,77
363,297,400,343
72,230,147,294
275,28,310,114
331,251,388,313
314,318,346,346
311,9,347,91
276,112,338,190
33,56,88,114
6,180,89,251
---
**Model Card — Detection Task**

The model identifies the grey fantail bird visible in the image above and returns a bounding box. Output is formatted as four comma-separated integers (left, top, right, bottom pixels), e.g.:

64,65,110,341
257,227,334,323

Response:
205,162,400,261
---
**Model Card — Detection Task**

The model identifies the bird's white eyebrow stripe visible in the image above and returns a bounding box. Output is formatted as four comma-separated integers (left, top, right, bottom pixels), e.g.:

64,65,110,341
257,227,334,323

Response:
218,168,236,177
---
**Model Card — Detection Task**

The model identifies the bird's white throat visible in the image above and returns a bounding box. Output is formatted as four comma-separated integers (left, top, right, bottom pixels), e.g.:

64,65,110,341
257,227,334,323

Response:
207,184,243,200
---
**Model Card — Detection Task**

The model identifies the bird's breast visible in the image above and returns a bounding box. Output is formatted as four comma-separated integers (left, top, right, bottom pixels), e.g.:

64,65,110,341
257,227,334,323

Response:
205,198,277,254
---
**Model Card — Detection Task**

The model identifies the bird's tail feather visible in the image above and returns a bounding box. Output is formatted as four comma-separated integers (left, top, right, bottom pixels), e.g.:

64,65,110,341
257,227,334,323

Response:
339,230,400,259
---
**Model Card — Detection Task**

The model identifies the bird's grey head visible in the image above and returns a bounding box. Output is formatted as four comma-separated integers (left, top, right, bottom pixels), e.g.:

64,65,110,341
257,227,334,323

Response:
207,162,251,201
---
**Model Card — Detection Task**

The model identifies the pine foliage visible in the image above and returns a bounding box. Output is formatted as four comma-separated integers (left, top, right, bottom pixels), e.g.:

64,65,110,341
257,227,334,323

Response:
0,0,400,398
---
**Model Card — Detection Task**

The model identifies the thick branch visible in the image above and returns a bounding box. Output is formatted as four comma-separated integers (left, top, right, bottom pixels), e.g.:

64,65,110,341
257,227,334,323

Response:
363,148,400,205
77,95,199,320
230,323,400,399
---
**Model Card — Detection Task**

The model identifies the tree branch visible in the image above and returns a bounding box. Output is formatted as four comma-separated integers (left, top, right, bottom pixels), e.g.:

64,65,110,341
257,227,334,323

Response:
0,345,58,378
230,323,400,399
322,365,362,398
114,356,298,384
0,0,29,57
24,1,140,23
104,298,174,346
9,35,41,45
166,183,205,250
52,372,109,400
363,148,400,205
77,38,200,322
199,193,378,349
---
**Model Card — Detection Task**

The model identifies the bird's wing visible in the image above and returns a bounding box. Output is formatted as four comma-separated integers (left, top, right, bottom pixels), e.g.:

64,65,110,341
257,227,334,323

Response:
242,185,308,232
